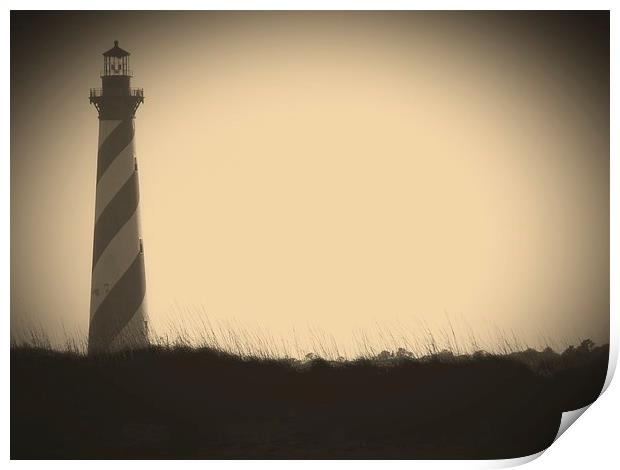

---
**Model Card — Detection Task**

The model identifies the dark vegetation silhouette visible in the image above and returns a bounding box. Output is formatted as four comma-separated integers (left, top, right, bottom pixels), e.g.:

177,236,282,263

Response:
11,339,608,459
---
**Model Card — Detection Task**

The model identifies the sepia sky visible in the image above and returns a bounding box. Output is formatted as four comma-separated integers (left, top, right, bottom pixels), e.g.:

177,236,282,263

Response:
11,11,609,354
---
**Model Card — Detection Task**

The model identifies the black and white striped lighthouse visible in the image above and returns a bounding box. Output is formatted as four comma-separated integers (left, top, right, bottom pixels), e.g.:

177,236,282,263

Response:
88,41,148,354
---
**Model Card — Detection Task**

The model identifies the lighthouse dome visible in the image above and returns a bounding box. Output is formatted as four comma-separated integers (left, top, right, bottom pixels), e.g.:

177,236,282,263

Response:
103,40,130,58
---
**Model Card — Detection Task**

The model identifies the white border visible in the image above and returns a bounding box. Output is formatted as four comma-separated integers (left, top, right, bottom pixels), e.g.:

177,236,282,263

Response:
4,2,617,468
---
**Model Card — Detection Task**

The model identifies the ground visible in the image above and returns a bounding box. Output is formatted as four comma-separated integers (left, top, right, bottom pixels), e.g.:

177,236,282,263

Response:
11,343,608,459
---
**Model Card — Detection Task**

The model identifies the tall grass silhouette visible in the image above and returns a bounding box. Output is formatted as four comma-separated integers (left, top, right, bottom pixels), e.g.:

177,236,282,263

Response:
11,309,609,458
10,306,589,361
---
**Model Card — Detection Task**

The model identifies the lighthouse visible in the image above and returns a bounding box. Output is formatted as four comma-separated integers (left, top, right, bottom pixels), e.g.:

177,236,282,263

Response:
88,41,148,354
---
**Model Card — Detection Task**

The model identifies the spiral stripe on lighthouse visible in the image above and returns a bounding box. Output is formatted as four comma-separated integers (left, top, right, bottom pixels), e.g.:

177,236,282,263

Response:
98,119,121,145
95,143,135,221
108,300,148,352
90,210,141,316
92,171,139,267
97,119,135,182
89,118,148,354
89,252,146,352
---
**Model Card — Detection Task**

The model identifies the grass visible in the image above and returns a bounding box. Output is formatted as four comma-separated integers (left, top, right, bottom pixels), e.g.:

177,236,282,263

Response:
10,328,609,459
9,310,597,361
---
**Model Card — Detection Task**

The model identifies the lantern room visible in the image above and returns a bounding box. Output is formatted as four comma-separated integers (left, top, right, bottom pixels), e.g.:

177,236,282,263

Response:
102,40,131,76
90,40,143,119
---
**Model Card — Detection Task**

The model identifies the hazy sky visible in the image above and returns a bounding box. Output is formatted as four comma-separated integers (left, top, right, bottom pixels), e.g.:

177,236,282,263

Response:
11,11,609,354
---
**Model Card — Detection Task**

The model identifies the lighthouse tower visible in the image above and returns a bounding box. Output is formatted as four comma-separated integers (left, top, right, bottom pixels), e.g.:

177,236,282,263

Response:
88,41,148,354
